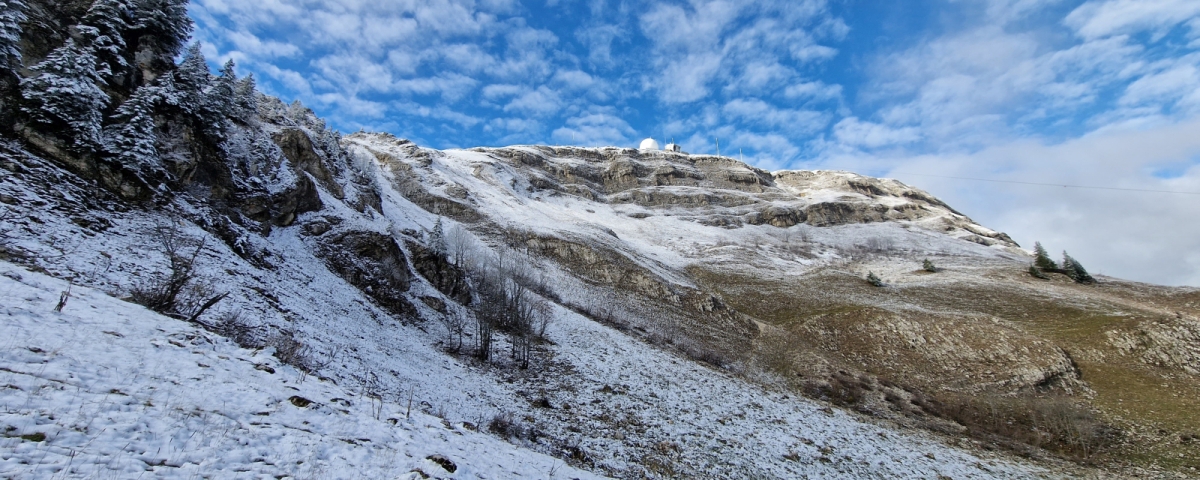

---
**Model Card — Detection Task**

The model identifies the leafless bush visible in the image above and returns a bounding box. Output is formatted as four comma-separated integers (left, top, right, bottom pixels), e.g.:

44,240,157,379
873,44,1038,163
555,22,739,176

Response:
353,371,385,420
437,310,469,353
130,221,225,320
922,393,1119,459
265,330,340,379
675,337,728,369
863,236,895,253
488,412,541,442
204,309,265,349
0,204,15,250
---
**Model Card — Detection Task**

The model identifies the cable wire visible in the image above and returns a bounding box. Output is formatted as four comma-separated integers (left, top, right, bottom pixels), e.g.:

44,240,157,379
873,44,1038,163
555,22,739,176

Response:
892,172,1200,195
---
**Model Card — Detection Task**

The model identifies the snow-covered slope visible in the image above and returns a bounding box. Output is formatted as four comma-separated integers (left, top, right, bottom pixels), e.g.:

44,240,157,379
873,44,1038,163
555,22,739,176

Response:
0,261,600,479
0,264,1047,479
0,134,1063,477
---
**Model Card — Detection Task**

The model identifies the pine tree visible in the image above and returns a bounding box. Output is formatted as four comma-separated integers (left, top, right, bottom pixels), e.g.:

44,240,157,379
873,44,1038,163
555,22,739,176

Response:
1033,241,1057,270
430,217,446,256
103,83,161,174
1029,265,1049,279
232,73,258,121
171,42,209,115
20,39,109,149
131,0,192,61
1062,251,1096,284
0,0,27,72
923,259,937,273
866,271,884,287
78,0,133,82
195,58,236,136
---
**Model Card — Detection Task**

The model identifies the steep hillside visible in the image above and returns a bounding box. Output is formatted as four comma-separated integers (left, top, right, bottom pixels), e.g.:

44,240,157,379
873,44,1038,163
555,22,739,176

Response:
346,134,1200,476
1,1,1198,477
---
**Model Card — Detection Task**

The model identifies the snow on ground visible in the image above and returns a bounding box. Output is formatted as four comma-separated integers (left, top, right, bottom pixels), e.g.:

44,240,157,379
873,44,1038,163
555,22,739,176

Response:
0,140,1061,478
0,261,602,479
503,288,1054,478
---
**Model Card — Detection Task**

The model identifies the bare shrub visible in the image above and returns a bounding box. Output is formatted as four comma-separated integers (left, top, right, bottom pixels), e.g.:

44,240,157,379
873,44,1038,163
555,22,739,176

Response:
204,310,265,349
863,236,894,253
130,221,225,320
922,393,1119,459
264,330,339,379
437,310,468,353
676,337,728,368
0,204,15,251
488,412,540,442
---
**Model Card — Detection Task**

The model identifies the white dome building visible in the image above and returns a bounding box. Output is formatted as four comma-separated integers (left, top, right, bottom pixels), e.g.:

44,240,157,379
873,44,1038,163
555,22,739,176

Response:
639,137,660,150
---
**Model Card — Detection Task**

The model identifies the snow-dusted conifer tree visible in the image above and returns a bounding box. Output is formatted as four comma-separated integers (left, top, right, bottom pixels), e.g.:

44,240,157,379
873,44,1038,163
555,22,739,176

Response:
430,217,446,256
232,73,258,121
131,0,192,60
1033,241,1057,270
319,127,343,160
0,0,27,72
172,42,208,114
196,58,236,135
20,39,108,149
103,83,161,173
287,99,309,124
1062,251,1095,284
78,0,132,82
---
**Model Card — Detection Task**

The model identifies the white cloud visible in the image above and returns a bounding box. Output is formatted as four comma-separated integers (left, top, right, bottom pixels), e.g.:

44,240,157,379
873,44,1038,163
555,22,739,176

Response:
1119,62,1200,111
503,87,563,116
722,99,827,134
551,110,637,147
833,117,921,148
876,119,1200,286
638,0,838,104
1066,0,1200,39
784,80,843,103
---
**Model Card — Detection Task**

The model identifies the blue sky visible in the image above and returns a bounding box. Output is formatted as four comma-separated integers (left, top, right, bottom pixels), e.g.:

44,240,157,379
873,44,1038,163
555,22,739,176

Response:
189,0,1200,286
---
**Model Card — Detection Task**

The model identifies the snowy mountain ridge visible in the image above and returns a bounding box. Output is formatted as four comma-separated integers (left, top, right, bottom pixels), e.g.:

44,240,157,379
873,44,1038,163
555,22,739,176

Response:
3,2,1200,476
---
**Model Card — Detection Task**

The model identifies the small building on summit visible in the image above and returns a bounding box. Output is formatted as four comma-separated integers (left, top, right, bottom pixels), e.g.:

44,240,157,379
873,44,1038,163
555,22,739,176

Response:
639,138,660,150
664,143,682,153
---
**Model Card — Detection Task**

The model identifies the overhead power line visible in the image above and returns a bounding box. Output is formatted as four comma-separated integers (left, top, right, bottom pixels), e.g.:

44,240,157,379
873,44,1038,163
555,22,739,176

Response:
892,172,1200,195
